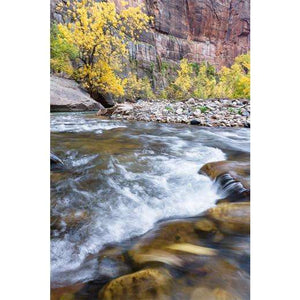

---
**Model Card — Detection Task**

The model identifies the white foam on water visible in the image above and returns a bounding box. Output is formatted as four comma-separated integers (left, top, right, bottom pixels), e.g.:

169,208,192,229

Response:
51,113,126,133
51,116,250,287
51,133,226,286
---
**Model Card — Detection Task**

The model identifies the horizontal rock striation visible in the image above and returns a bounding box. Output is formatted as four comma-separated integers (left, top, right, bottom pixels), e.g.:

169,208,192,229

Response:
115,0,250,68
51,0,250,90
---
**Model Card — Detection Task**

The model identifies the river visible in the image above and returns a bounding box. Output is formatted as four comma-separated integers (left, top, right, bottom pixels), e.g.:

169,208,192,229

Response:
51,112,250,289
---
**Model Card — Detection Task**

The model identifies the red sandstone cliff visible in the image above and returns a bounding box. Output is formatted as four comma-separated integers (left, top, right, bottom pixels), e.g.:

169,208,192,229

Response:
51,0,249,91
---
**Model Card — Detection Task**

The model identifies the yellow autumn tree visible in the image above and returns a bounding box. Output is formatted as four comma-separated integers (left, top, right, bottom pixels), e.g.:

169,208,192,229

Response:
166,59,193,99
124,73,154,100
55,0,151,97
215,52,250,99
164,53,250,100
193,63,217,99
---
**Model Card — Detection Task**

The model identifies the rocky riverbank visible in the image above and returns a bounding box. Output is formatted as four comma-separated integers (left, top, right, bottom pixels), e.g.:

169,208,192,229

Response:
98,98,250,128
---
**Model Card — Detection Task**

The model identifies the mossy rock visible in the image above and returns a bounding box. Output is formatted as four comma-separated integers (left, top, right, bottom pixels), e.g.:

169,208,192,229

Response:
98,268,172,300
206,203,250,235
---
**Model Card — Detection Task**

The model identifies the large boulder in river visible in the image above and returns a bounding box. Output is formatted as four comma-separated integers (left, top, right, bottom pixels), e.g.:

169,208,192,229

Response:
98,268,172,300
199,160,250,202
50,75,104,112
207,202,250,235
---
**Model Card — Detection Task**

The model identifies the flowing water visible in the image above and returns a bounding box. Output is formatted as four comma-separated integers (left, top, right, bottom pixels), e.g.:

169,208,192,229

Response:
51,112,250,288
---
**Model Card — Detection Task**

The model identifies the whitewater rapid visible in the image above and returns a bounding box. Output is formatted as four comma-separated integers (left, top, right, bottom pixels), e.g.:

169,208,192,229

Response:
51,113,249,286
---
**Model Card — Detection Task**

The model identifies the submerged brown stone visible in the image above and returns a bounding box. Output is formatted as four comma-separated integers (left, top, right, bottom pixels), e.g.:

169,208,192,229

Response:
98,268,172,300
207,202,250,234
51,282,85,300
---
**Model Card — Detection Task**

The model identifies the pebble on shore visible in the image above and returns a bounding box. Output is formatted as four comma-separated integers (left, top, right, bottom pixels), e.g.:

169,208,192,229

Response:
98,98,250,128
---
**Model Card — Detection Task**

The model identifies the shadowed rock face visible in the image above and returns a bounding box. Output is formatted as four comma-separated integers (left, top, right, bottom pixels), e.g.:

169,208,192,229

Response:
51,0,250,70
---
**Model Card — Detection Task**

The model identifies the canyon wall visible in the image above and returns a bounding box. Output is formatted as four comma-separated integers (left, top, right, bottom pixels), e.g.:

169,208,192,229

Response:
51,0,250,90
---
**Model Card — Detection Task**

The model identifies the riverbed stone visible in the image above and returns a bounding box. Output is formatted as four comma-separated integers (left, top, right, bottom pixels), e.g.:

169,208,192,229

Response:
97,246,131,279
190,119,201,125
51,210,90,234
107,99,250,127
199,160,250,190
51,152,64,171
206,203,250,235
51,282,85,300
128,220,200,264
98,268,172,300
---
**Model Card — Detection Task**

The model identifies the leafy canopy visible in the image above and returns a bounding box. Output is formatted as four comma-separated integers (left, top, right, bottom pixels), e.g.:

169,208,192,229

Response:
54,0,151,96
164,52,250,100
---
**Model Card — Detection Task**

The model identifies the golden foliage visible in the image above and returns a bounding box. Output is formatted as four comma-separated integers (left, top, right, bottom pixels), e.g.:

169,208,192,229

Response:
54,0,151,96
124,73,154,100
215,53,250,99
50,24,78,75
163,53,250,100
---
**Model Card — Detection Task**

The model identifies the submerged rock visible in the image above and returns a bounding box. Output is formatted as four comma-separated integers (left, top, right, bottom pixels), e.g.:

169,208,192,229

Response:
207,202,250,235
128,220,200,265
51,210,90,234
50,152,64,171
97,246,131,279
98,268,172,300
51,282,85,300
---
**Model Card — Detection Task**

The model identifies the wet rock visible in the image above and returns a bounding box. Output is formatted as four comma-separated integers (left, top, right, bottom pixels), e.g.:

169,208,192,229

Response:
188,257,249,298
190,119,200,125
244,121,250,128
195,219,217,233
166,243,217,256
96,108,108,116
98,268,172,300
51,152,64,171
199,160,250,202
51,282,85,300
128,220,200,265
97,246,131,279
190,287,216,300
133,249,183,267
213,288,242,300
191,287,242,300
207,203,250,235
215,173,250,202
51,210,90,234
50,75,103,112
